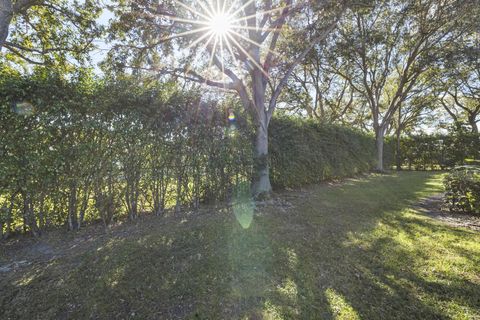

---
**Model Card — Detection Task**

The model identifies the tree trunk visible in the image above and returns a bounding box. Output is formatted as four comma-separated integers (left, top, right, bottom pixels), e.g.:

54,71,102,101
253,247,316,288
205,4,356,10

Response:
3,193,15,239
396,106,402,171
375,127,386,172
38,194,45,229
250,62,272,197
78,186,90,229
67,182,78,231
0,0,12,49
175,170,182,213
252,121,272,196
470,118,480,160
468,115,478,135
395,129,402,171
22,192,39,237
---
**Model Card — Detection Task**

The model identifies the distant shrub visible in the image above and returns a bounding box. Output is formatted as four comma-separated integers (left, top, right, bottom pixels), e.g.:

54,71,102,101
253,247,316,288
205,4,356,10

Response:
396,133,480,170
269,117,376,188
444,166,480,215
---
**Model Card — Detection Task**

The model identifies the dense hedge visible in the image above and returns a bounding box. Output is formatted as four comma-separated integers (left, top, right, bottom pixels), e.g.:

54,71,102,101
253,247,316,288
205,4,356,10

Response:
444,166,480,215
0,68,253,236
396,134,480,170
269,117,376,188
9,68,477,236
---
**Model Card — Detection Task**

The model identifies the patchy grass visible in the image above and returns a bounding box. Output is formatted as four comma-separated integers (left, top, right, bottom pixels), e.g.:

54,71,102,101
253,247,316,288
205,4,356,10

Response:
1,172,479,319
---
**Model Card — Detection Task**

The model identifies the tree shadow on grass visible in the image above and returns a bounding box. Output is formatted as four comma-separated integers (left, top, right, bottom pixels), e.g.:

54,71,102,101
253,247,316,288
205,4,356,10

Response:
1,208,276,319
1,173,479,319
262,173,480,319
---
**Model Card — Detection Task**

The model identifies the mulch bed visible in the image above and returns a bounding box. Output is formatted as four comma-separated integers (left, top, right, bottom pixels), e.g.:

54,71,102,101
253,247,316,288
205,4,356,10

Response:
415,194,480,231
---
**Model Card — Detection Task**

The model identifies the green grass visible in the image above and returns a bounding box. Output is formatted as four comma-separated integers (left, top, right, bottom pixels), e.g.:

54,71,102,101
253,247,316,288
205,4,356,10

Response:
1,172,479,319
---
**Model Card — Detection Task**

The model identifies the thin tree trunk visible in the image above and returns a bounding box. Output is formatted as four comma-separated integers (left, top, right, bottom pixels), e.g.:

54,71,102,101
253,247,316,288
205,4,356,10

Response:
78,186,90,229
175,170,182,213
396,129,402,171
22,192,39,237
396,106,402,171
38,193,45,229
4,192,15,239
0,0,13,49
375,127,385,172
67,182,78,231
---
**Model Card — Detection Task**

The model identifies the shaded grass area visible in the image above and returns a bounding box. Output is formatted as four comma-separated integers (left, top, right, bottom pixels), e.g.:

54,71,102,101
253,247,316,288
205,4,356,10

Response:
1,172,479,319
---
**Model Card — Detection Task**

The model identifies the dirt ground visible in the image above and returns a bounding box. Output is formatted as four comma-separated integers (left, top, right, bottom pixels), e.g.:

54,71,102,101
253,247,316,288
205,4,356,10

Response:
414,193,480,231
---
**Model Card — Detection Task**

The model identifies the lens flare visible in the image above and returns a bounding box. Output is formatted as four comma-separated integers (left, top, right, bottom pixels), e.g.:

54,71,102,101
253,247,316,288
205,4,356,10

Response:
232,181,255,229
228,111,236,122
164,0,287,79
208,12,232,37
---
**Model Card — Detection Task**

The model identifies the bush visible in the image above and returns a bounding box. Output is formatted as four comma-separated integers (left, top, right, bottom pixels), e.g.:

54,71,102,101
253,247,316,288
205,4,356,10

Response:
269,117,376,188
444,166,480,215
397,133,480,170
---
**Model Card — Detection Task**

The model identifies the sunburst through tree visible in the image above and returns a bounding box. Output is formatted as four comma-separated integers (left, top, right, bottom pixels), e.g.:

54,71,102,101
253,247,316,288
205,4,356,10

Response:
159,0,289,80
110,0,345,195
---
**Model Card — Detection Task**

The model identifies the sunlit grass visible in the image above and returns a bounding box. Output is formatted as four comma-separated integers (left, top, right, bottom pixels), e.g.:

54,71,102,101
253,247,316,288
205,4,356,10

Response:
1,172,479,319
325,288,360,320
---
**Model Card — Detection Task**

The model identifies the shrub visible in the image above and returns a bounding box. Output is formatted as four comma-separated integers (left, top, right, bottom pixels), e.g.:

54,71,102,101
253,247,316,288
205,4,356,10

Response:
396,133,480,170
269,117,376,188
443,166,480,215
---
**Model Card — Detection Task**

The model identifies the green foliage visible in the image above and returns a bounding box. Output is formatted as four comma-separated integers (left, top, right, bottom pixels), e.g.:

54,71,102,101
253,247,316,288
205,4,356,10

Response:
2,0,102,66
9,66,463,235
0,66,253,234
2,65,391,235
269,117,376,188
396,133,480,170
444,166,480,215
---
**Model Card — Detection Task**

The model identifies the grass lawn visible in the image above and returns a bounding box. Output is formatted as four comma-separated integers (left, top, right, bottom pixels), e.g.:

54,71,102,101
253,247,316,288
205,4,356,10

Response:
1,172,479,319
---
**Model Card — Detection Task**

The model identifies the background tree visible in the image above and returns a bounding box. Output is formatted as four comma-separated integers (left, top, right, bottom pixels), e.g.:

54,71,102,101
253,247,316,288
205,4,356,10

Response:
330,0,471,171
282,38,356,123
0,0,102,65
435,30,480,135
390,86,436,169
106,0,347,195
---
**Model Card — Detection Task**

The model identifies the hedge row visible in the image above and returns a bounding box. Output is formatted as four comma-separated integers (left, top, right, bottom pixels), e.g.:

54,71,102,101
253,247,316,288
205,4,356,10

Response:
269,117,376,188
393,134,480,170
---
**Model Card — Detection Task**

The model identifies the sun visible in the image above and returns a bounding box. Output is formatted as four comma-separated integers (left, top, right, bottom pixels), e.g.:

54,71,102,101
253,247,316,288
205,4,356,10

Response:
208,12,232,37
164,0,287,78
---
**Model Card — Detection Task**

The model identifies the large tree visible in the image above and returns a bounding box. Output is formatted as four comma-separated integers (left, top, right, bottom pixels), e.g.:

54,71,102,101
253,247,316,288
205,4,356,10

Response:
436,29,480,135
330,0,473,171
0,0,101,65
107,0,347,195
283,39,357,123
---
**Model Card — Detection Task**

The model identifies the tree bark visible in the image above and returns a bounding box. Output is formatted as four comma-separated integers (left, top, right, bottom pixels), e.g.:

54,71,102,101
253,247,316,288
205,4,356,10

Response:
22,191,39,237
78,186,90,229
0,0,13,49
5,194,13,238
67,182,78,231
1,193,15,239
469,116,480,159
251,66,272,196
252,120,272,196
396,106,402,171
375,127,386,172
469,116,478,135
